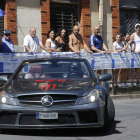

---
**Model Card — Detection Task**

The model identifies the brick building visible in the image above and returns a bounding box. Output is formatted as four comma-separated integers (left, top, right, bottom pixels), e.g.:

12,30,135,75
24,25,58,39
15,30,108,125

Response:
111,0,140,41
0,0,91,52
0,0,139,52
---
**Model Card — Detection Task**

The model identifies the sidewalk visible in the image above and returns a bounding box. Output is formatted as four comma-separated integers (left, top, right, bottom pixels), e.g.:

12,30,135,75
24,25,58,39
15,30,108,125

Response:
110,86,140,100
111,94,140,100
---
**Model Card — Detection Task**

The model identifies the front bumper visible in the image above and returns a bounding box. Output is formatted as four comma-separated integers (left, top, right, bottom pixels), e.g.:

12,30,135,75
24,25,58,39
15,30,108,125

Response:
0,101,104,129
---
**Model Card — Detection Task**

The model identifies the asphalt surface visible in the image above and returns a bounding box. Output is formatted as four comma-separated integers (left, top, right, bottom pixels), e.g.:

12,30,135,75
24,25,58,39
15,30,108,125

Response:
0,99,140,140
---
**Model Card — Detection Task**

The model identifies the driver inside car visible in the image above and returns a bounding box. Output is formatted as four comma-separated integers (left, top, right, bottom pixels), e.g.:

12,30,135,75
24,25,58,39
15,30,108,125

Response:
25,65,46,79
67,62,89,78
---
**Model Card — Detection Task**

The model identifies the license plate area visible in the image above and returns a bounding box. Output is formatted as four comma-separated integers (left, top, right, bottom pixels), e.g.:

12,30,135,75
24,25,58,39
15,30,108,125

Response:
36,112,58,119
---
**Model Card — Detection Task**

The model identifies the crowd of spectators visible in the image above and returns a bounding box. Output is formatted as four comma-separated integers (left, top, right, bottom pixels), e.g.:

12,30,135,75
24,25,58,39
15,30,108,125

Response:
112,23,140,87
0,23,140,87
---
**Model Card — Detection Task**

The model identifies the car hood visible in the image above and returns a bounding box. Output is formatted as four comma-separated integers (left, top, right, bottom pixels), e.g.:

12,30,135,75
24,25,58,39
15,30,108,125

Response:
5,79,96,97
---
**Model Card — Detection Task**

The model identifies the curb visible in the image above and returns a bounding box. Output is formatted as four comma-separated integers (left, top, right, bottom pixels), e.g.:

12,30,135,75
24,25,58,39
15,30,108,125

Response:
110,94,140,100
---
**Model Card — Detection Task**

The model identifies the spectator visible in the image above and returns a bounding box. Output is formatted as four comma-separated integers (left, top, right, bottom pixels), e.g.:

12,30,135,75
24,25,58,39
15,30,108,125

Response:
42,30,61,52
123,33,135,87
89,26,110,54
125,23,140,86
120,33,135,87
24,27,49,53
0,30,14,52
113,33,126,87
89,26,110,75
55,27,67,52
69,25,92,54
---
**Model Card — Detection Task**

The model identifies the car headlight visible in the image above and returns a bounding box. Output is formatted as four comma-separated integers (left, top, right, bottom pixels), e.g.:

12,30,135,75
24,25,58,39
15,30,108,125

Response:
0,91,17,105
79,89,99,104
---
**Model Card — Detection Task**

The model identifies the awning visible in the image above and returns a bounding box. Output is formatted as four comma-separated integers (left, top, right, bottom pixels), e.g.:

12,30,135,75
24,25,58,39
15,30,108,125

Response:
0,8,6,17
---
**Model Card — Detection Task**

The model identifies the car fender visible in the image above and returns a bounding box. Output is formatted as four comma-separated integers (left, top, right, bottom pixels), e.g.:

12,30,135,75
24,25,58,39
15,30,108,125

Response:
104,81,110,96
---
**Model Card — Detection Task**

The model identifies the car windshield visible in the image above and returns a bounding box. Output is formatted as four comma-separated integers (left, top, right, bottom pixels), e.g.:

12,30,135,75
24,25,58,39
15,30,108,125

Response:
16,59,92,80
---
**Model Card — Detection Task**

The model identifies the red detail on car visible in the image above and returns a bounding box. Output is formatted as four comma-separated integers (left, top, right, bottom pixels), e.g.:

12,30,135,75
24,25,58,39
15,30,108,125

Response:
52,84,57,90
41,85,45,90
46,84,51,90
57,79,66,82
46,79,56,82
35,80,45,82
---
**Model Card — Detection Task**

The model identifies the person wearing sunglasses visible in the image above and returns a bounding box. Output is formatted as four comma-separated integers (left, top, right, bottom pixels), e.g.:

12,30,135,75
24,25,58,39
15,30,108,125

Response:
125,23,140,86
0,30,15,52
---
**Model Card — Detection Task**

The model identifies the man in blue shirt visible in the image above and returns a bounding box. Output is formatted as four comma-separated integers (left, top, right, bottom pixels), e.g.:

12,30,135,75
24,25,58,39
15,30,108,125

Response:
0,30,15,52
89,26,110,75
89,26,110,54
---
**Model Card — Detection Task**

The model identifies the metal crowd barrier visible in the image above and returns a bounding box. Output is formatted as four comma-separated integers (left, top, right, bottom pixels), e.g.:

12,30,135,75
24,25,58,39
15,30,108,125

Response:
0,52,140,95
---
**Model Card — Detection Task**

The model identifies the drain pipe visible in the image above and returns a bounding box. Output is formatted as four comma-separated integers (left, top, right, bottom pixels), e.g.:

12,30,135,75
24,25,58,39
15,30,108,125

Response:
99,0,104,74
99,0,103,38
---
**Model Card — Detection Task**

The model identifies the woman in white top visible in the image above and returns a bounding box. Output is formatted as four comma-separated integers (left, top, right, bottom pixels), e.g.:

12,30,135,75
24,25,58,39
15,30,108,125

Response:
125,23,140,86
42,30,61,52
113,33,126,87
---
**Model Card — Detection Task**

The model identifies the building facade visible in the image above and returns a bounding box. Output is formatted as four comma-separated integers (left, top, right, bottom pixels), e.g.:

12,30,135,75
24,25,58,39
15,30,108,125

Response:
112,0,140,41
0,0,139,52
1,0,92,52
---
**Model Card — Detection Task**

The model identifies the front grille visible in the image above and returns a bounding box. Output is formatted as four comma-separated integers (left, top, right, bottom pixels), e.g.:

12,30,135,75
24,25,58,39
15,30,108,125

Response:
18,95,77,107
20,102,42,107
19,114,76,125
0,112,17,124
78,110,98,123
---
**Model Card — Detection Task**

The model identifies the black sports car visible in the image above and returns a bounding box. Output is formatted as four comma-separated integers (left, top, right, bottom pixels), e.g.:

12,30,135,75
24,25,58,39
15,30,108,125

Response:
0,58,115,132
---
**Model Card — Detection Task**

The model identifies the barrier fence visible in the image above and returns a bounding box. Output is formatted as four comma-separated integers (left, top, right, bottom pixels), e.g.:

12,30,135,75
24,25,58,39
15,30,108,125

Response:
0,52,140,94
1,52,140,73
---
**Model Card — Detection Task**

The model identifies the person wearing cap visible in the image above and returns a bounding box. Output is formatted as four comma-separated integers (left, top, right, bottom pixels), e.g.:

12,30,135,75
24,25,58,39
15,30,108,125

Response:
0,30,15,52
125,23,140,86
24,27,50,53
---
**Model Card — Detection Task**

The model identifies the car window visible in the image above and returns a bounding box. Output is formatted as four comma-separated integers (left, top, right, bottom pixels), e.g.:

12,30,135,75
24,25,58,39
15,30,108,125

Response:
16,59,92,80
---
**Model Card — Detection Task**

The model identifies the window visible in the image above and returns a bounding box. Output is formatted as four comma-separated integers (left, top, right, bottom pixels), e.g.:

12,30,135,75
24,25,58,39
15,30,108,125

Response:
0,0,4,35
120,9,140,35
17,59,91,80
50,2,78,36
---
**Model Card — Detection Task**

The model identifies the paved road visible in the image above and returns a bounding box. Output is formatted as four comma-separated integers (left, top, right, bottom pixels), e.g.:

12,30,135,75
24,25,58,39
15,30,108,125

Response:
0,99,140,140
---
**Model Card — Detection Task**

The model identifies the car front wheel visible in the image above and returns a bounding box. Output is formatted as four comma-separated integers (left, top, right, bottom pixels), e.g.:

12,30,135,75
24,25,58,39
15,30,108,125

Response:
101,96,115,133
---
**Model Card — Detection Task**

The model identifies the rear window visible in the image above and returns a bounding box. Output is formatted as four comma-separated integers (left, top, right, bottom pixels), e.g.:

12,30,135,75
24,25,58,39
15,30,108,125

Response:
16,59,92,80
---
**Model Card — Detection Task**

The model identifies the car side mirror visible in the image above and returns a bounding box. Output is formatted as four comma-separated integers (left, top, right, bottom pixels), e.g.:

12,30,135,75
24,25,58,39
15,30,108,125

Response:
98,73,112,82
0,75,8,86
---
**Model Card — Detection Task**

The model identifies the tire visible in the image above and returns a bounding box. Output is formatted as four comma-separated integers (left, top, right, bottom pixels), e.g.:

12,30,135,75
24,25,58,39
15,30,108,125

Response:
101,96,115,133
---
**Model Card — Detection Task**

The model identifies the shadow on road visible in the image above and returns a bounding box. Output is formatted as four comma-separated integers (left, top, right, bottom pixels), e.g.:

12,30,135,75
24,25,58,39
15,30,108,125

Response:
0,120,122,137
103,120,122,136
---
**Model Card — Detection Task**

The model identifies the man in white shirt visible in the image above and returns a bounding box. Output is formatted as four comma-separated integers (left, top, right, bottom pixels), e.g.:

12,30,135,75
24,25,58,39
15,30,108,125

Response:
24,27,49,53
